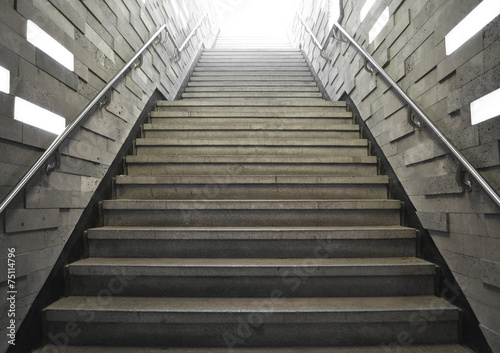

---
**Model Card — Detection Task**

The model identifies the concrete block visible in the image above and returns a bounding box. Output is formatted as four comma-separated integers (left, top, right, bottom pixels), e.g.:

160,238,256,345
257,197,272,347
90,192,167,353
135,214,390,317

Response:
0,113,22,143
35,49,78,90
403,173,463,196
46,0,87,33
73,58,89,83
418,212,449,232
468,298,500,336
26,187,93,209
462,140,500,169
441,249,480,280
5,208,59,233
66,138,115,165
0,139,42,167
0,21,35,65
58,155,108,178
33,0,75,39
84,23,116,64
480,325,500,353
22,123,56,149
402,139,448,166
437,33,484,82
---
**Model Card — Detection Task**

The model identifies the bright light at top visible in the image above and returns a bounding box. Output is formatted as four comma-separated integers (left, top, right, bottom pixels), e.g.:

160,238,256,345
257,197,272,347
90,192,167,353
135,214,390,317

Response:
27,20,74,71
471,87,500,125
368,7,389,43
445,0,500,55
14,97,66,135
0,66,9,94
219,0,297,37
360,0,377,22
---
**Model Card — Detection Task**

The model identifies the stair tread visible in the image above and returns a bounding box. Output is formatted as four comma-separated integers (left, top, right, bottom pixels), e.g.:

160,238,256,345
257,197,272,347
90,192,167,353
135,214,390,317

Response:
69,257,436,276
87,226,416,240
143,124,360,131
102,199,402,210
156,100,346,107
135,138,367,146
45,296,459,320
115,175,388,185
33,345,475,353
125,155,377,163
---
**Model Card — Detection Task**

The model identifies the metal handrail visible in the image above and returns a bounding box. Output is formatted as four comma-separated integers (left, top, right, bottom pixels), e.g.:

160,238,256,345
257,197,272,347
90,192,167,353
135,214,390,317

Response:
0,15,209,216
168,14,208,62
297,18,500,207
296,13,333,61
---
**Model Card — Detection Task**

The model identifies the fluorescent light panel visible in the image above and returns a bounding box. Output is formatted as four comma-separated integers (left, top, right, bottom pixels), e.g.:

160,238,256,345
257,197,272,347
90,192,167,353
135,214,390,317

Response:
360,0,376,22
446,0,500,55
471,87,500,125
27,20,74,71
0,66,9,94
369,7,389,43
14,97,66,135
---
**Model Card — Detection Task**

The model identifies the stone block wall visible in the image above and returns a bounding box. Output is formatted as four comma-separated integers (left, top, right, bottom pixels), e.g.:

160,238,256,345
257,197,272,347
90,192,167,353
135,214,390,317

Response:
0,0,217,351
293,0,500,351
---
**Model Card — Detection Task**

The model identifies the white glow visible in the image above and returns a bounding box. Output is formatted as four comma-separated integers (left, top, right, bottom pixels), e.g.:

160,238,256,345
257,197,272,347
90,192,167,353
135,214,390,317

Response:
471,87,500,125
27,20,74,71
219,0,296,37
445,0,500,55
14,97,66,135
329,0,341,30
0,66,9,94
368,7,389,43
360,0,376,22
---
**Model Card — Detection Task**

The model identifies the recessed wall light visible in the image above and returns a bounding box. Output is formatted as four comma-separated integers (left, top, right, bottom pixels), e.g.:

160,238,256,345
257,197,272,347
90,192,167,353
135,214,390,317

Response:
368,7,389,44
445,0,500,55
360,0,376,22
0,66,9,94
471,87,500,125
14,97,66,135
27,20,74,71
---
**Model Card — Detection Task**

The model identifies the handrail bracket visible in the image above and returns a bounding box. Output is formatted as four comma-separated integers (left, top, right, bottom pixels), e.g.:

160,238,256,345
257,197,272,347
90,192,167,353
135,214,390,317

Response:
99,90,111,109
46,149,61,175
407,105,421,130
456,163,473,192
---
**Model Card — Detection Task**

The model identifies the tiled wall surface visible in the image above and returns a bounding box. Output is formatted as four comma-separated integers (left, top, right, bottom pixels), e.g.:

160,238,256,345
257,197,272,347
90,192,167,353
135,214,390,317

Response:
293,0,499,351
0,0,216,351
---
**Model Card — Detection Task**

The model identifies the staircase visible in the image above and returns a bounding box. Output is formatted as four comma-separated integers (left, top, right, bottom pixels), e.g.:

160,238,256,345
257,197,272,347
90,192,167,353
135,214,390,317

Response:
36,39,472,352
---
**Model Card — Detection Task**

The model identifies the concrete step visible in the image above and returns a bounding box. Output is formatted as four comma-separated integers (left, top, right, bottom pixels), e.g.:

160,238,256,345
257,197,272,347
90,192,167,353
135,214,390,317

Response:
188,81,318,87
125,154,378,177
101,199,401,227
203,49,301,53
184,86,320,92
44,296,460,347
33,345,476,353
133,146,367,157
115,175,388,200
142,125,361,139
134,138,369,156
87,226,417,258
182,92,323,99
192,71,312,77
155,100,345,108
190,76,315,82
194,66,310,72
67,257,436,297
151,109,352,119
148,118,355,130
197,59,308,64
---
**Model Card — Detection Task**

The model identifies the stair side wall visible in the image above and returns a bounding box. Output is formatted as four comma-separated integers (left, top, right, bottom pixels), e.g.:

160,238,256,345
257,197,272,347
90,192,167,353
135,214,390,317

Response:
292,0,500,352
0,1,217,352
